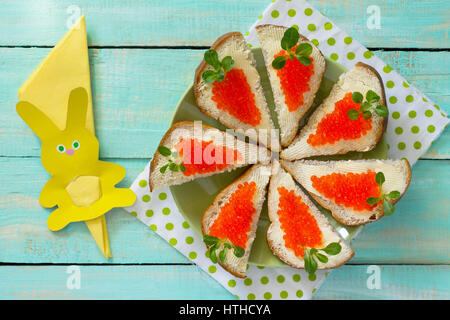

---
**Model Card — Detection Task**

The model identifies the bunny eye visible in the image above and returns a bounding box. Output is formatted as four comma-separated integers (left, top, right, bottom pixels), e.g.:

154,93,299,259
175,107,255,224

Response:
57,145,65,153
72,140,80,150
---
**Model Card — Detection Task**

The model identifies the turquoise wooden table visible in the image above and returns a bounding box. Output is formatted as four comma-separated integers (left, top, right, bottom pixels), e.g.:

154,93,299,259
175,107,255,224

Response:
0,0,448,299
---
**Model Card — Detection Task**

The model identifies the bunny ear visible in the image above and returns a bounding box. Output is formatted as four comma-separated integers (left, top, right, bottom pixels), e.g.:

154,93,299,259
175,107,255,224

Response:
66,87,88,130
16,101,60,140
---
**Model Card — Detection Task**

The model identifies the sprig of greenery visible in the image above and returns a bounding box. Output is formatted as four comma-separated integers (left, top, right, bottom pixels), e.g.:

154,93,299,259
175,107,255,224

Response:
157,146,186,174
366,172,400,216
347,90,389,120
201,49,235,84
304,242,341,276
203,235,245,264
272,27,313,70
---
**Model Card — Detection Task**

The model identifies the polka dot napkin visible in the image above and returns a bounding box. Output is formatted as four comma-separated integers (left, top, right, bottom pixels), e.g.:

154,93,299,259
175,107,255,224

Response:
125,0,448,300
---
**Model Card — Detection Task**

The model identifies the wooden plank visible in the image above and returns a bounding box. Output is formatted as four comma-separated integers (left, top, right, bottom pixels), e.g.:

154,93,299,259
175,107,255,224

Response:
0,264,447,299
315,265,450,300
0,158,448,264
1,48,448,159
0,265,234,300
0,0,448,48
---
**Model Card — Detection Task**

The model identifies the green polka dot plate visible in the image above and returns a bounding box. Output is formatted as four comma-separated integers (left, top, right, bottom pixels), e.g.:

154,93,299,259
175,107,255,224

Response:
169,48,388,267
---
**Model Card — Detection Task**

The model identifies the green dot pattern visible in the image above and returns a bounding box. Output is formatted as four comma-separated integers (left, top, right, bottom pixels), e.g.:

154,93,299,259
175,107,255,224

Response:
307,24,316,31
271,10,279,18
330,53,339,61
145,209,154,217
142,195,150,202
288,9,296,17
304,8,313,16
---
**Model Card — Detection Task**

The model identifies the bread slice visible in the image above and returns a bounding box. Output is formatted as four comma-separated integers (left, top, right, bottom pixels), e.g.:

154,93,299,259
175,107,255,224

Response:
256,24,326,147
149,121,271,191
194,32,278,151
281,62,387,160
202,164,271,277
281,159,412,226
267,162,353,269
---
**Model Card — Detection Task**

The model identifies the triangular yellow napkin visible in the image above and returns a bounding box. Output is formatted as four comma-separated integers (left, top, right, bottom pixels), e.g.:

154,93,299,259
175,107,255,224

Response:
18,16,112,258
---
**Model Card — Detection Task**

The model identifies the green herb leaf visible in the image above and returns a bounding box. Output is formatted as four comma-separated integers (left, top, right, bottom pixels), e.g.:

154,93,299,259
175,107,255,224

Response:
352,92,363,104
233,245,245,258
347,109,360,120
303,249,313,274
216,69,225,82
295,42,313,56
360,102,372,112
281,27,299,50
297,55,312,66
322,242,342,255
204,49,221,70
158,146,172,157
160,164,169,174
209,247,218,263
169,162,178,172
308,252,318,275
223,242,231,249
375,172,385,186
179,163,186,172
367,197,380,206
388,190,401,199
315,253,329,263
375,105,389,117
363,111,373,119
221,56,234,72
202,70,218,84
383,199,395,216
219,248,227,264
203,235,219,246
272,56,287,69
366,90,380,104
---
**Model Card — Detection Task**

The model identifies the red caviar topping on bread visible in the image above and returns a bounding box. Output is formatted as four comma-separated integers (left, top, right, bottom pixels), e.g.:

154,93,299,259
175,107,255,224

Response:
311,170,381,211
277,187,323,257
176,138,241,176
211,68,261,126
274,47,315,112
209,181,257,248
308,92,373,146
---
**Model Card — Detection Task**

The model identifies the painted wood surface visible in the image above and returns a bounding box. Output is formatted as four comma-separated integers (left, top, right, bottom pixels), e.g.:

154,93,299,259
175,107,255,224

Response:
1,158,448,264
0,0,448,300
0,48,448,159
0,265,447,300
0,0,448,48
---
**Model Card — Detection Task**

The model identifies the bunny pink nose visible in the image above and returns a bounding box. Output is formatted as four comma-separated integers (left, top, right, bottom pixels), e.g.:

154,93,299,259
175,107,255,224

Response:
66,149,75,156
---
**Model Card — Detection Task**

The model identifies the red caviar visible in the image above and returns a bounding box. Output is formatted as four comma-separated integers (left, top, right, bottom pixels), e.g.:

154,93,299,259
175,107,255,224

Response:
211,68,261,126
209,181,257,248
277,187,323,257
311,170,381,211
274,47,315,112
175,138,241,177
307,92,373,146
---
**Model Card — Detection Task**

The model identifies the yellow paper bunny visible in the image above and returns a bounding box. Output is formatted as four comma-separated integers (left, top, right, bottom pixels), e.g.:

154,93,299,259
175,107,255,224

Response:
16,87,136,231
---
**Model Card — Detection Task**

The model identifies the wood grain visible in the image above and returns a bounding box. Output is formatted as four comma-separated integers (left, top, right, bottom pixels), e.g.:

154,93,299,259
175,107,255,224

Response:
0,265,447,300
0,0,448,300
315,265,450,300
0,157,448,264
0,0,448,48
1,48,448,159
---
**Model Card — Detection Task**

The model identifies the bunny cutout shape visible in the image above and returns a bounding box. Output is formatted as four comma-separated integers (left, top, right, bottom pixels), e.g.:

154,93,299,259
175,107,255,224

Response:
16,87,136,231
